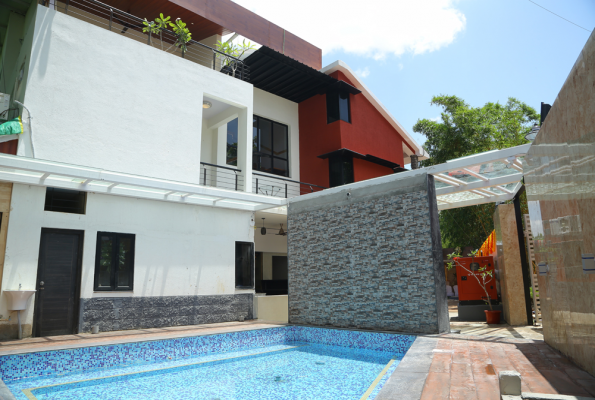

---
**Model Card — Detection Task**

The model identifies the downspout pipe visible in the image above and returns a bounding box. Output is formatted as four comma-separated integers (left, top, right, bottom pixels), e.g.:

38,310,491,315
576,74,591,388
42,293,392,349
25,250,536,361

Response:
14,100,34,158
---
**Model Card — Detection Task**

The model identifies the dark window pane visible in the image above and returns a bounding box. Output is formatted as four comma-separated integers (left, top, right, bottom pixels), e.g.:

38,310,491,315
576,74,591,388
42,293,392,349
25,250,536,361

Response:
326,90,350,124
95,232,135,291
260,156,272,173
326,91,339,124
329,154,354,188
273,158,288,177
44,188,86,214
339,92,350,123
273,123,288,158
259,119,272,155
226,118,238,166
235,242,254,288
252,115,290,176
98,235,113,287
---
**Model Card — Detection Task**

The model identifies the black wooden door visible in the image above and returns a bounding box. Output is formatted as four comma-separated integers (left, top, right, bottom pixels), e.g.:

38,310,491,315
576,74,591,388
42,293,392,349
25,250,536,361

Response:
34,229,84,337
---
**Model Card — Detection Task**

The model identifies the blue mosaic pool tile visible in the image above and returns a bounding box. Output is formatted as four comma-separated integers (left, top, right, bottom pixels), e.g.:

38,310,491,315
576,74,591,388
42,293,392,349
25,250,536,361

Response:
0,326,416,399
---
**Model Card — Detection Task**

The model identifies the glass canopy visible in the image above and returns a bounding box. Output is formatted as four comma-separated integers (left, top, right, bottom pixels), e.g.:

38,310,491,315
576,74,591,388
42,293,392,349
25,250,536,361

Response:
425,144,530,210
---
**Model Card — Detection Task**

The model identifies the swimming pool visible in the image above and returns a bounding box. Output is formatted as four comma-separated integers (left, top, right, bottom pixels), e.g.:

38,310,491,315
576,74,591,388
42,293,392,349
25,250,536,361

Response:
0,326,415,399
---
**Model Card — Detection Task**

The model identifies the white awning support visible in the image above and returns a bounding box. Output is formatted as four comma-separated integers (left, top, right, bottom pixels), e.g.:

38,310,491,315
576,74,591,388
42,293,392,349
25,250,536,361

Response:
0,154,286,212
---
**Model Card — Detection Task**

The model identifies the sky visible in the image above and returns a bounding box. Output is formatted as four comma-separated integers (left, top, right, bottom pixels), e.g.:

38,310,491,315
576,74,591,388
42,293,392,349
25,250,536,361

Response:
231,0,594,148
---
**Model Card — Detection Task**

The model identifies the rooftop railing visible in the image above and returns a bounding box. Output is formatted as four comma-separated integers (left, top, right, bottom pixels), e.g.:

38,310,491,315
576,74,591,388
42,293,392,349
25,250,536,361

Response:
43,0,250,82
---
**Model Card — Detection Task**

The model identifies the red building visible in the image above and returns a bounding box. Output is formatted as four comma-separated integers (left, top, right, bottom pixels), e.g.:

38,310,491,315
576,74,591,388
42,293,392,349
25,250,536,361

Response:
298,61,425,188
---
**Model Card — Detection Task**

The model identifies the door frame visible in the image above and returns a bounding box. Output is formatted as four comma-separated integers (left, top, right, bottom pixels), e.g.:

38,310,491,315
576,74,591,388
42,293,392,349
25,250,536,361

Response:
33,228,85,337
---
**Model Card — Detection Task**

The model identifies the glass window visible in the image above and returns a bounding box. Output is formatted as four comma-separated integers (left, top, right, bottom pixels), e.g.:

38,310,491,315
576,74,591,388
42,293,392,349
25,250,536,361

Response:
329,153,354,188
94,232,135,291
327,90,351,124
44,188,86,214
235,242,254,289
226,118,238,166
252,115,289,177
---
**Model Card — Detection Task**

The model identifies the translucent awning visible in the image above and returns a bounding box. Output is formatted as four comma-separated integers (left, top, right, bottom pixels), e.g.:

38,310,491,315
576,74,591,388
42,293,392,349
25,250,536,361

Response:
0,154,286,212
425,144,530,210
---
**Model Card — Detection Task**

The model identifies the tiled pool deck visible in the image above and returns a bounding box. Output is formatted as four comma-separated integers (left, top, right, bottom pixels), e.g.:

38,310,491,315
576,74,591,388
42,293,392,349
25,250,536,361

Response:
0,321,594,399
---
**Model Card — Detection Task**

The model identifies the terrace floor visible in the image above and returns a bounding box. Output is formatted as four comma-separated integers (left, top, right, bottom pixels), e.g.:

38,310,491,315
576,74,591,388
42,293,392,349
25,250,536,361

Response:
0,320,593,399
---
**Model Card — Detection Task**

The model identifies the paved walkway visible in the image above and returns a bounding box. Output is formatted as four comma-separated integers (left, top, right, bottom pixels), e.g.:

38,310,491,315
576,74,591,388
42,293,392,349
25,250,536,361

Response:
420,334,595,399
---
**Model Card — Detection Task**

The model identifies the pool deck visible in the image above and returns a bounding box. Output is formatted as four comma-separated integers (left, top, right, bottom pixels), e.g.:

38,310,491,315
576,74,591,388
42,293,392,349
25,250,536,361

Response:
0,321,594,399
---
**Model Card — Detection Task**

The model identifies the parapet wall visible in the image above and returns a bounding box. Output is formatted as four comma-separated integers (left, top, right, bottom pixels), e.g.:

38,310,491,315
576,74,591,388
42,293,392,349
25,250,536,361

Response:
287,172,449,334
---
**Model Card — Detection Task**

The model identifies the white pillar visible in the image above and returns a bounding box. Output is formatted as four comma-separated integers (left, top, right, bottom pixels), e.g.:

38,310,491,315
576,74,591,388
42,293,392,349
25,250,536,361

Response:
237,107,253,192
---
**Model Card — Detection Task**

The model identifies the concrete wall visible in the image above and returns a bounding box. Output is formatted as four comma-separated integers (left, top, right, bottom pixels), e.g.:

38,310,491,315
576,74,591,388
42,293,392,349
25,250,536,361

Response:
0,183,254,335
287,171,448,334
253,294,288,322
524,30,595,377
20,6,253,185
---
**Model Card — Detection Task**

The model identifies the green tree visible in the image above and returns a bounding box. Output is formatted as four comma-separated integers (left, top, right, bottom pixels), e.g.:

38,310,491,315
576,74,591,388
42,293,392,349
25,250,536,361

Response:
413,95,539,249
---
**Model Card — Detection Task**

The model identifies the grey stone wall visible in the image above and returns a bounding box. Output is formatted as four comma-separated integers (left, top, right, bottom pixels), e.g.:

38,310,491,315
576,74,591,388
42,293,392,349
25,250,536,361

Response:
287,173,448,334
79,294,253,333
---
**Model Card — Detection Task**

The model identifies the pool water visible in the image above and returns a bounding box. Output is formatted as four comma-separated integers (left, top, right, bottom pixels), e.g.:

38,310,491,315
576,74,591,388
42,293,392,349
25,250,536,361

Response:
0,327,415,400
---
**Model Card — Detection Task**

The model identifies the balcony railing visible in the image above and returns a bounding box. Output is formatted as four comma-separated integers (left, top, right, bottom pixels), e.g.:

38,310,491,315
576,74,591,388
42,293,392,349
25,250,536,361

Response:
200,162,243,191
253,173,326,199
44,0,250,82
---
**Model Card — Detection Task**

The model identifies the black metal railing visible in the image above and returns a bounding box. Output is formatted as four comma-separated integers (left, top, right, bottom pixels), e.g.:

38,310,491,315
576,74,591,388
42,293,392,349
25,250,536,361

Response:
252,173,326,198
200,162,243,191
44,0,250,81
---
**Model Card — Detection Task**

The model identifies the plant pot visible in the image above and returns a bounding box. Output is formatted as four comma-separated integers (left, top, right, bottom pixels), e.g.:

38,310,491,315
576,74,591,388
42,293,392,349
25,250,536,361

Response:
484,310,501,324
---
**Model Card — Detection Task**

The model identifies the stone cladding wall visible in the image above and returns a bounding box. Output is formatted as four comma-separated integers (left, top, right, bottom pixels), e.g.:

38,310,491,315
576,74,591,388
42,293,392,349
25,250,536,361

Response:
287,173,448,334
79,294,252,333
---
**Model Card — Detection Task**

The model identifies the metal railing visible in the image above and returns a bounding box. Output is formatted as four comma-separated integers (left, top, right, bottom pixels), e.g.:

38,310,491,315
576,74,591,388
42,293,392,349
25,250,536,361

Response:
200,162,243,191
253,173,326,199
44,0,250,82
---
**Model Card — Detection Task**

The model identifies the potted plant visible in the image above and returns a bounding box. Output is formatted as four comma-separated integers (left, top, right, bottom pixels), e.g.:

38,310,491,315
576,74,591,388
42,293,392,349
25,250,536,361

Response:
142,14,171,49
447,248,501,324
170,18,192,58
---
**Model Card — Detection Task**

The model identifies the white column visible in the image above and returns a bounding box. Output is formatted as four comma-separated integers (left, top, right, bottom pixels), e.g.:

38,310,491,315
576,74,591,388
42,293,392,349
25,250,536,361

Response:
237,107,253,193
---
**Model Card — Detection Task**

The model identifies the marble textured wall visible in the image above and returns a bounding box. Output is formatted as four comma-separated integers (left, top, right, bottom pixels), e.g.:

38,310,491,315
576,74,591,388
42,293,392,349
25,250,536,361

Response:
493,204,528,326
524,31,595,377
287,173,449,334
79,294,253,333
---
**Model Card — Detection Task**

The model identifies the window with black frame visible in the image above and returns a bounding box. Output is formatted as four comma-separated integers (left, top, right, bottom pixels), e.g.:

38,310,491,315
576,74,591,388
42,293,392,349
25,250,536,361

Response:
326,90,351,124
226,118,239,166
94,232,135,291
252,116,289,177
329,153,354,188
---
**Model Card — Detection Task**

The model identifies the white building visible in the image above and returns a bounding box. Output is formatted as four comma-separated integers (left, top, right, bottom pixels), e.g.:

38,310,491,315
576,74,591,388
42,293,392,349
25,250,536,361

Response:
0,0,424,338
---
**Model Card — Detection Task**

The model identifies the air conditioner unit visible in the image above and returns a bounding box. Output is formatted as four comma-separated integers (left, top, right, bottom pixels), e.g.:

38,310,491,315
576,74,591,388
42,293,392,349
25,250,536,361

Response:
0,93,10,120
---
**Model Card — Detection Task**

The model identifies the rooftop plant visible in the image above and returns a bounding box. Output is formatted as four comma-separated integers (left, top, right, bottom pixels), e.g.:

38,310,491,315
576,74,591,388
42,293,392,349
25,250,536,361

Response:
215,39,256,78
171,18,192,58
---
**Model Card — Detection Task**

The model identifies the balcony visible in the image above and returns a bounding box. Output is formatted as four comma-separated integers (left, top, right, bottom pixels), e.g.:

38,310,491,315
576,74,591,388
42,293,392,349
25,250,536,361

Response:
253,173,326,199
43,0,249,82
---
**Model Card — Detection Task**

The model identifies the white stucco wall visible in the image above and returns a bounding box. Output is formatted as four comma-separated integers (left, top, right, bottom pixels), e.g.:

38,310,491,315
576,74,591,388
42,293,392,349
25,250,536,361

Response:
20,6,253,185
0,183,254,327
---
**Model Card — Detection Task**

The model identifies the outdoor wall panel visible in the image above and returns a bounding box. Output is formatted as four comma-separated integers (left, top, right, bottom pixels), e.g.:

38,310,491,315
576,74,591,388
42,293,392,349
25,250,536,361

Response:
524,30,595,377
287,172,448,334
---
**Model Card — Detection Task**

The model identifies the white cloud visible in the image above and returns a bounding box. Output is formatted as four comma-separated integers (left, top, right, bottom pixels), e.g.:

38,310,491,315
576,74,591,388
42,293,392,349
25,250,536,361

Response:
355,67,371,78
430,116,442,122
231,0,466,59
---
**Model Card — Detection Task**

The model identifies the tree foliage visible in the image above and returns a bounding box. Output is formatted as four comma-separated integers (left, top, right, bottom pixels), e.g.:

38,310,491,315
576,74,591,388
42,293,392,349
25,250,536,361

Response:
413,95,539,249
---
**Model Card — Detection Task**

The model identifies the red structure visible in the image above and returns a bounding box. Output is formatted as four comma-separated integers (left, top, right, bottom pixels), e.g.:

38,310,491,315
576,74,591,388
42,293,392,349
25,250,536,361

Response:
455,256,498,301
298,67,417,189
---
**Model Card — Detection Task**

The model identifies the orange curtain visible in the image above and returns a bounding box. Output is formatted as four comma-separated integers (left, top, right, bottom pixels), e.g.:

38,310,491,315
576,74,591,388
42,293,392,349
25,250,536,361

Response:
479,230,496,256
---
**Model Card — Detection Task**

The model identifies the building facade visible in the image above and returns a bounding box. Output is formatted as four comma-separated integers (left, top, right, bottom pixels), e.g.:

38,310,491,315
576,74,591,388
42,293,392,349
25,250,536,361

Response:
0,0,424,338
